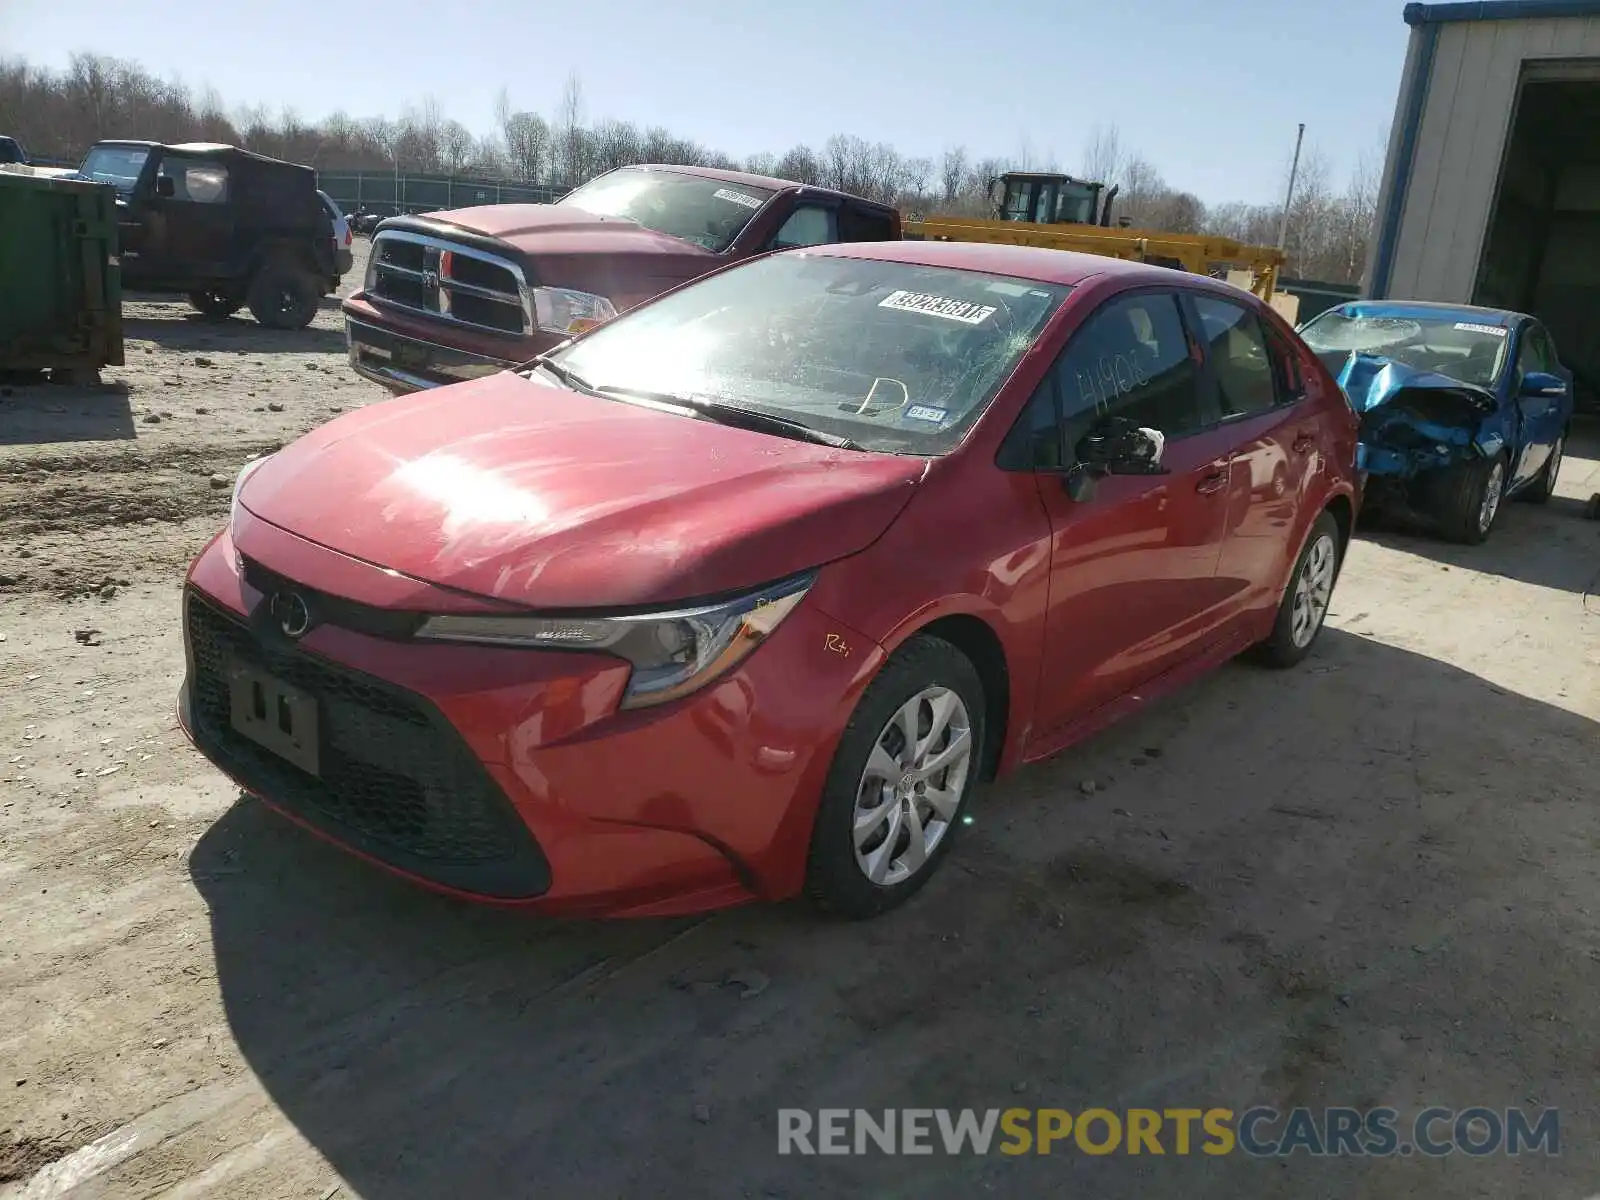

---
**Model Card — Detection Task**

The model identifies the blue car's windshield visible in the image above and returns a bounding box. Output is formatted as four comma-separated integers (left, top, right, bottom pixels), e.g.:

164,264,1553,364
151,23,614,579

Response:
1300,310,1510,388
79,144,151,194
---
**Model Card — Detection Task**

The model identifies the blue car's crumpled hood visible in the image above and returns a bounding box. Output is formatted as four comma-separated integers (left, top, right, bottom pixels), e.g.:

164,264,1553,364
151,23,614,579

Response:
1333,353,1500,415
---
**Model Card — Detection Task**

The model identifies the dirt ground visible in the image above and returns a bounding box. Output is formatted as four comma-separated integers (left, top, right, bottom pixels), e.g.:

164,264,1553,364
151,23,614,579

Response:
3,242,1600,1199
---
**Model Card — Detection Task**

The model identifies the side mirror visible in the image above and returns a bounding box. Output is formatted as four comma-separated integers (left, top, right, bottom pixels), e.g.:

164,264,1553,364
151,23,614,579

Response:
154,175,176,199
1520,370,1567,398
1080,416,1168,475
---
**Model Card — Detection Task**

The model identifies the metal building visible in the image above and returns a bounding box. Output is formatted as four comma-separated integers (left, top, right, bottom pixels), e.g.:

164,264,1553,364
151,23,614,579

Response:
1366,0,1600,399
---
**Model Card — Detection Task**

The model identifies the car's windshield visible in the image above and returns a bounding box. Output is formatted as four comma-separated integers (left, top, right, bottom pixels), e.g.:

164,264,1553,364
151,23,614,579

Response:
78,144,151,192
546,253,1071,455
1300,309,1510,388
560,167,775,252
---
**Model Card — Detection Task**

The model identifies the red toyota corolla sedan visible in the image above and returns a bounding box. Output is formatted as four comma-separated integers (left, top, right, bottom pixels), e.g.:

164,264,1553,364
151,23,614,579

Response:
180,242,1358,919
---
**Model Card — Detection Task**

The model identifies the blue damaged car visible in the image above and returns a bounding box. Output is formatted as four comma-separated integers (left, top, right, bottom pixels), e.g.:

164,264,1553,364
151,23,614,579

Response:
1298,302,1573,545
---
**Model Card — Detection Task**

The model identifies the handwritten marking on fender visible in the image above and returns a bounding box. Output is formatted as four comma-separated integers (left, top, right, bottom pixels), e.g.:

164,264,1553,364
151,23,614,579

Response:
824,633,852,658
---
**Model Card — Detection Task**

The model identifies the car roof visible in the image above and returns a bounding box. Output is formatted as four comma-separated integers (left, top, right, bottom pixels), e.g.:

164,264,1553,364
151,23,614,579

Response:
805,239,1194,288
1328,299,1531,326
607,163,897,212
88,139,309,172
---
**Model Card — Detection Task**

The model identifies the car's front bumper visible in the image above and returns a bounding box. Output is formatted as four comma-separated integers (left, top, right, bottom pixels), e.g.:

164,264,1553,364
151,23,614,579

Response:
177,522,883,917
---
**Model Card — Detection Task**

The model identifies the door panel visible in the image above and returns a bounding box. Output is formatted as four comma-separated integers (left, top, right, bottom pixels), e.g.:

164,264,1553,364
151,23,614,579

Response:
1511,325,1565,486
1027,289,1233,739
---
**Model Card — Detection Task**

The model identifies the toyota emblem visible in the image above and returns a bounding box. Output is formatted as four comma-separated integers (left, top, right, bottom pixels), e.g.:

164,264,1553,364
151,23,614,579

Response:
270,590,313,639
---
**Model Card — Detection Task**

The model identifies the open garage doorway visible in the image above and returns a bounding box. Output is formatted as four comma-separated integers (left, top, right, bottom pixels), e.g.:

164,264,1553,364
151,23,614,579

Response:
1476,70,1600,412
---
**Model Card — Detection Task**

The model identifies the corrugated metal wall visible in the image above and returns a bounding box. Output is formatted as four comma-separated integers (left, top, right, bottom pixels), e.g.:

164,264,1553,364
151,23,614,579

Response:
1369,13,1600,301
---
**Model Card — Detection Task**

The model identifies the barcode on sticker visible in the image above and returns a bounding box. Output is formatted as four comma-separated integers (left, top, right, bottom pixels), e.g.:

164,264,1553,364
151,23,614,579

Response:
1454,322,1506,336
713,188,764,210
879,290,997,325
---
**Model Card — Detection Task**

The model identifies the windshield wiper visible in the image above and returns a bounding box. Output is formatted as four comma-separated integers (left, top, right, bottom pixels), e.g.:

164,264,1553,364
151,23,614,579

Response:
526,356,598,394
593,385,863,451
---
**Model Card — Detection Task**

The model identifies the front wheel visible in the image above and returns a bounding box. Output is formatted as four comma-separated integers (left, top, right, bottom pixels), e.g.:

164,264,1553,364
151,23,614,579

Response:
188,290,242,320
805,637,985,919
247,264,320,330
1254,511,1341,669
1432,453,1507,544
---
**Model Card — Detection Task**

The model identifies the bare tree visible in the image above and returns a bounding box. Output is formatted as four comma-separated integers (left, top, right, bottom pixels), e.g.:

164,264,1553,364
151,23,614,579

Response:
1081,123,1126,187
940,145,968,205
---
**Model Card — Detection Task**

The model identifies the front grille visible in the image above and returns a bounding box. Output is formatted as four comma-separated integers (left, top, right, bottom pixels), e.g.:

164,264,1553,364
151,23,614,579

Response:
185,589,551,899
370,229,530,335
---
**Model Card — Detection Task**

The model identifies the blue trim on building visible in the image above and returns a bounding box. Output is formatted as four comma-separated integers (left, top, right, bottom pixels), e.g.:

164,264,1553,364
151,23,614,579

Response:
1370,21,1441,298
1404,0,1600,24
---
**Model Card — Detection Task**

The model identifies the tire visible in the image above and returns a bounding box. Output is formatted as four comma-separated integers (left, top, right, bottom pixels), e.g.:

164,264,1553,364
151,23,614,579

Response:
1254,511,1341,669
187,290,242,320
804,636,985,919
246,263,320,330
1523,433,1565,505
1431,452,1508,544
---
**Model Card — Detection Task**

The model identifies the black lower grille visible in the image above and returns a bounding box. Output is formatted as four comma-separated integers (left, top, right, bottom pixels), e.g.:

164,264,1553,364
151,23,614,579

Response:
184,589,551,899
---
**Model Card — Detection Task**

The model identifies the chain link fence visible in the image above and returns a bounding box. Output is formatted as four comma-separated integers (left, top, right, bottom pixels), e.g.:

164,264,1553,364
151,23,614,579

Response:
315,170,563,217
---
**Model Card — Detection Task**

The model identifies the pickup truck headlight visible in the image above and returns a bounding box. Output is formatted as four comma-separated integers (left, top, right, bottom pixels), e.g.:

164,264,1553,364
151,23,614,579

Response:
532,286,617,336
414,571,815,709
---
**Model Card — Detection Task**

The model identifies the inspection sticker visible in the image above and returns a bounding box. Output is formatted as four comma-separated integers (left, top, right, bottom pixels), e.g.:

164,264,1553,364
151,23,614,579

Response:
713,188,765,209
1454,322,1506,336
904,404,949,424
879,290,998,325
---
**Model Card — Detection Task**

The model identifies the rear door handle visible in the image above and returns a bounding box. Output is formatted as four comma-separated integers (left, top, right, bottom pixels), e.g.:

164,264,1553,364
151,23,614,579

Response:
1196,470,1228,495
1292,433,1316,454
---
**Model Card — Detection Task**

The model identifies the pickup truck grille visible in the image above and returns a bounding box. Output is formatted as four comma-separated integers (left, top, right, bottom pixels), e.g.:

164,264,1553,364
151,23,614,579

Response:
369,229,531,335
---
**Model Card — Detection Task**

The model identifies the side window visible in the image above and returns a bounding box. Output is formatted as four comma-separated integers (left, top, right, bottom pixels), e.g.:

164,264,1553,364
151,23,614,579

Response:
1263,321,1305,400
1192,296,1278,419
770,205,837,250
997,382,1063,471
838,203,895,242
1055,291,1206,458
158,155,229,204
1517,327,1554,377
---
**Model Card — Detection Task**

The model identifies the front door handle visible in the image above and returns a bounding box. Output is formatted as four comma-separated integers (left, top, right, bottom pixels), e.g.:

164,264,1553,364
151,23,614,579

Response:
1292,433,1316,454
1196,470,1228,495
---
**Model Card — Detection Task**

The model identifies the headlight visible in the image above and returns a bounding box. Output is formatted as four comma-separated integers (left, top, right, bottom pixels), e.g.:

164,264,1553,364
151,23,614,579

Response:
363,247,378,292
229,454,272,545
414,571,815,709
532,286,617,336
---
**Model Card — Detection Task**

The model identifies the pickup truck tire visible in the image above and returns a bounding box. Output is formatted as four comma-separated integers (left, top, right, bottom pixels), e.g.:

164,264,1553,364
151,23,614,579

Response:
188,291,243,320
1522,433,1564,505
247,264,320,330
1432,452,1507,545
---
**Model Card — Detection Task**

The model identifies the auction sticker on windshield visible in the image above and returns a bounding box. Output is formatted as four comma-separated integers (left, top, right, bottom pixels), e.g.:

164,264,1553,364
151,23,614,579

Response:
713,188,765,210
879,291,997,325
1454,322,1506,337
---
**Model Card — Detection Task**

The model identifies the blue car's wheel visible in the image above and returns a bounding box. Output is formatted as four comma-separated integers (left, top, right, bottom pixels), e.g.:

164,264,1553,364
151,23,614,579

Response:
1431,452,1507,545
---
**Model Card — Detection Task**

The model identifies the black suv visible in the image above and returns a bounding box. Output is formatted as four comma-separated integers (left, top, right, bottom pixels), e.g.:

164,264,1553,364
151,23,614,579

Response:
77,140,339,328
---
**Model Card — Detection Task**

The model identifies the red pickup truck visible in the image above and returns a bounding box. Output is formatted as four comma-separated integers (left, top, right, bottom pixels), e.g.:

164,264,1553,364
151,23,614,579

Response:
343,163,902,393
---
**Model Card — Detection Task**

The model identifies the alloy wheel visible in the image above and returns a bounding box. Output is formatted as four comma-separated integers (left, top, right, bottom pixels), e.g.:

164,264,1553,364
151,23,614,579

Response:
1290,533,1336,649
1479,460,1506,533
852,686,973,887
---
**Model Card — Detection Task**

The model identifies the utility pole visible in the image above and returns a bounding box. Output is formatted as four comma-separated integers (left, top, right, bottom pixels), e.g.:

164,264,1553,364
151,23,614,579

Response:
1276,123,1306,252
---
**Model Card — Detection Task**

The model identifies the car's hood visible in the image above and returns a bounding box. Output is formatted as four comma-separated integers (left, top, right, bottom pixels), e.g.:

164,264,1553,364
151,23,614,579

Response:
1331,352,1499,415
427,202,715,260
239,373,925,609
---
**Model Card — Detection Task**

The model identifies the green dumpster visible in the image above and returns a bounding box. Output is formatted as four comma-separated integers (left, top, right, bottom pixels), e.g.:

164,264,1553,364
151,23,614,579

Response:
0,166,123,379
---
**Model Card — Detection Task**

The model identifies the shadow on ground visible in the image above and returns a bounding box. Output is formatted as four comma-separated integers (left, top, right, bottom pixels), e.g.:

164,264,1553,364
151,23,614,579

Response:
122,313,346,357
191,628,1600,1199
0,380,134,446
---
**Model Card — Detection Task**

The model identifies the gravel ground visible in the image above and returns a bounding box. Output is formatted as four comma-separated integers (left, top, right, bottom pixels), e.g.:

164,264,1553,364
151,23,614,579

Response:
3,245,1600,1198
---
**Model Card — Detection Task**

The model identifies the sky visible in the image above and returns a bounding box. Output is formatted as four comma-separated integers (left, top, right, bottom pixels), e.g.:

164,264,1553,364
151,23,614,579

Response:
1,0,1413,204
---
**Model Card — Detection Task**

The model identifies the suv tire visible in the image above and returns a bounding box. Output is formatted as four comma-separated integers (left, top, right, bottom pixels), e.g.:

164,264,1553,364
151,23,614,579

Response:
247,264,320,330
188,291,243,321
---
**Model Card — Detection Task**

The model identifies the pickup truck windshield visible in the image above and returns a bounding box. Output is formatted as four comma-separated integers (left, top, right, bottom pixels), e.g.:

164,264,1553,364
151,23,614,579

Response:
561,167,774,252
547,252,1070,455
1300,310,1510,388
79,145,151,193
